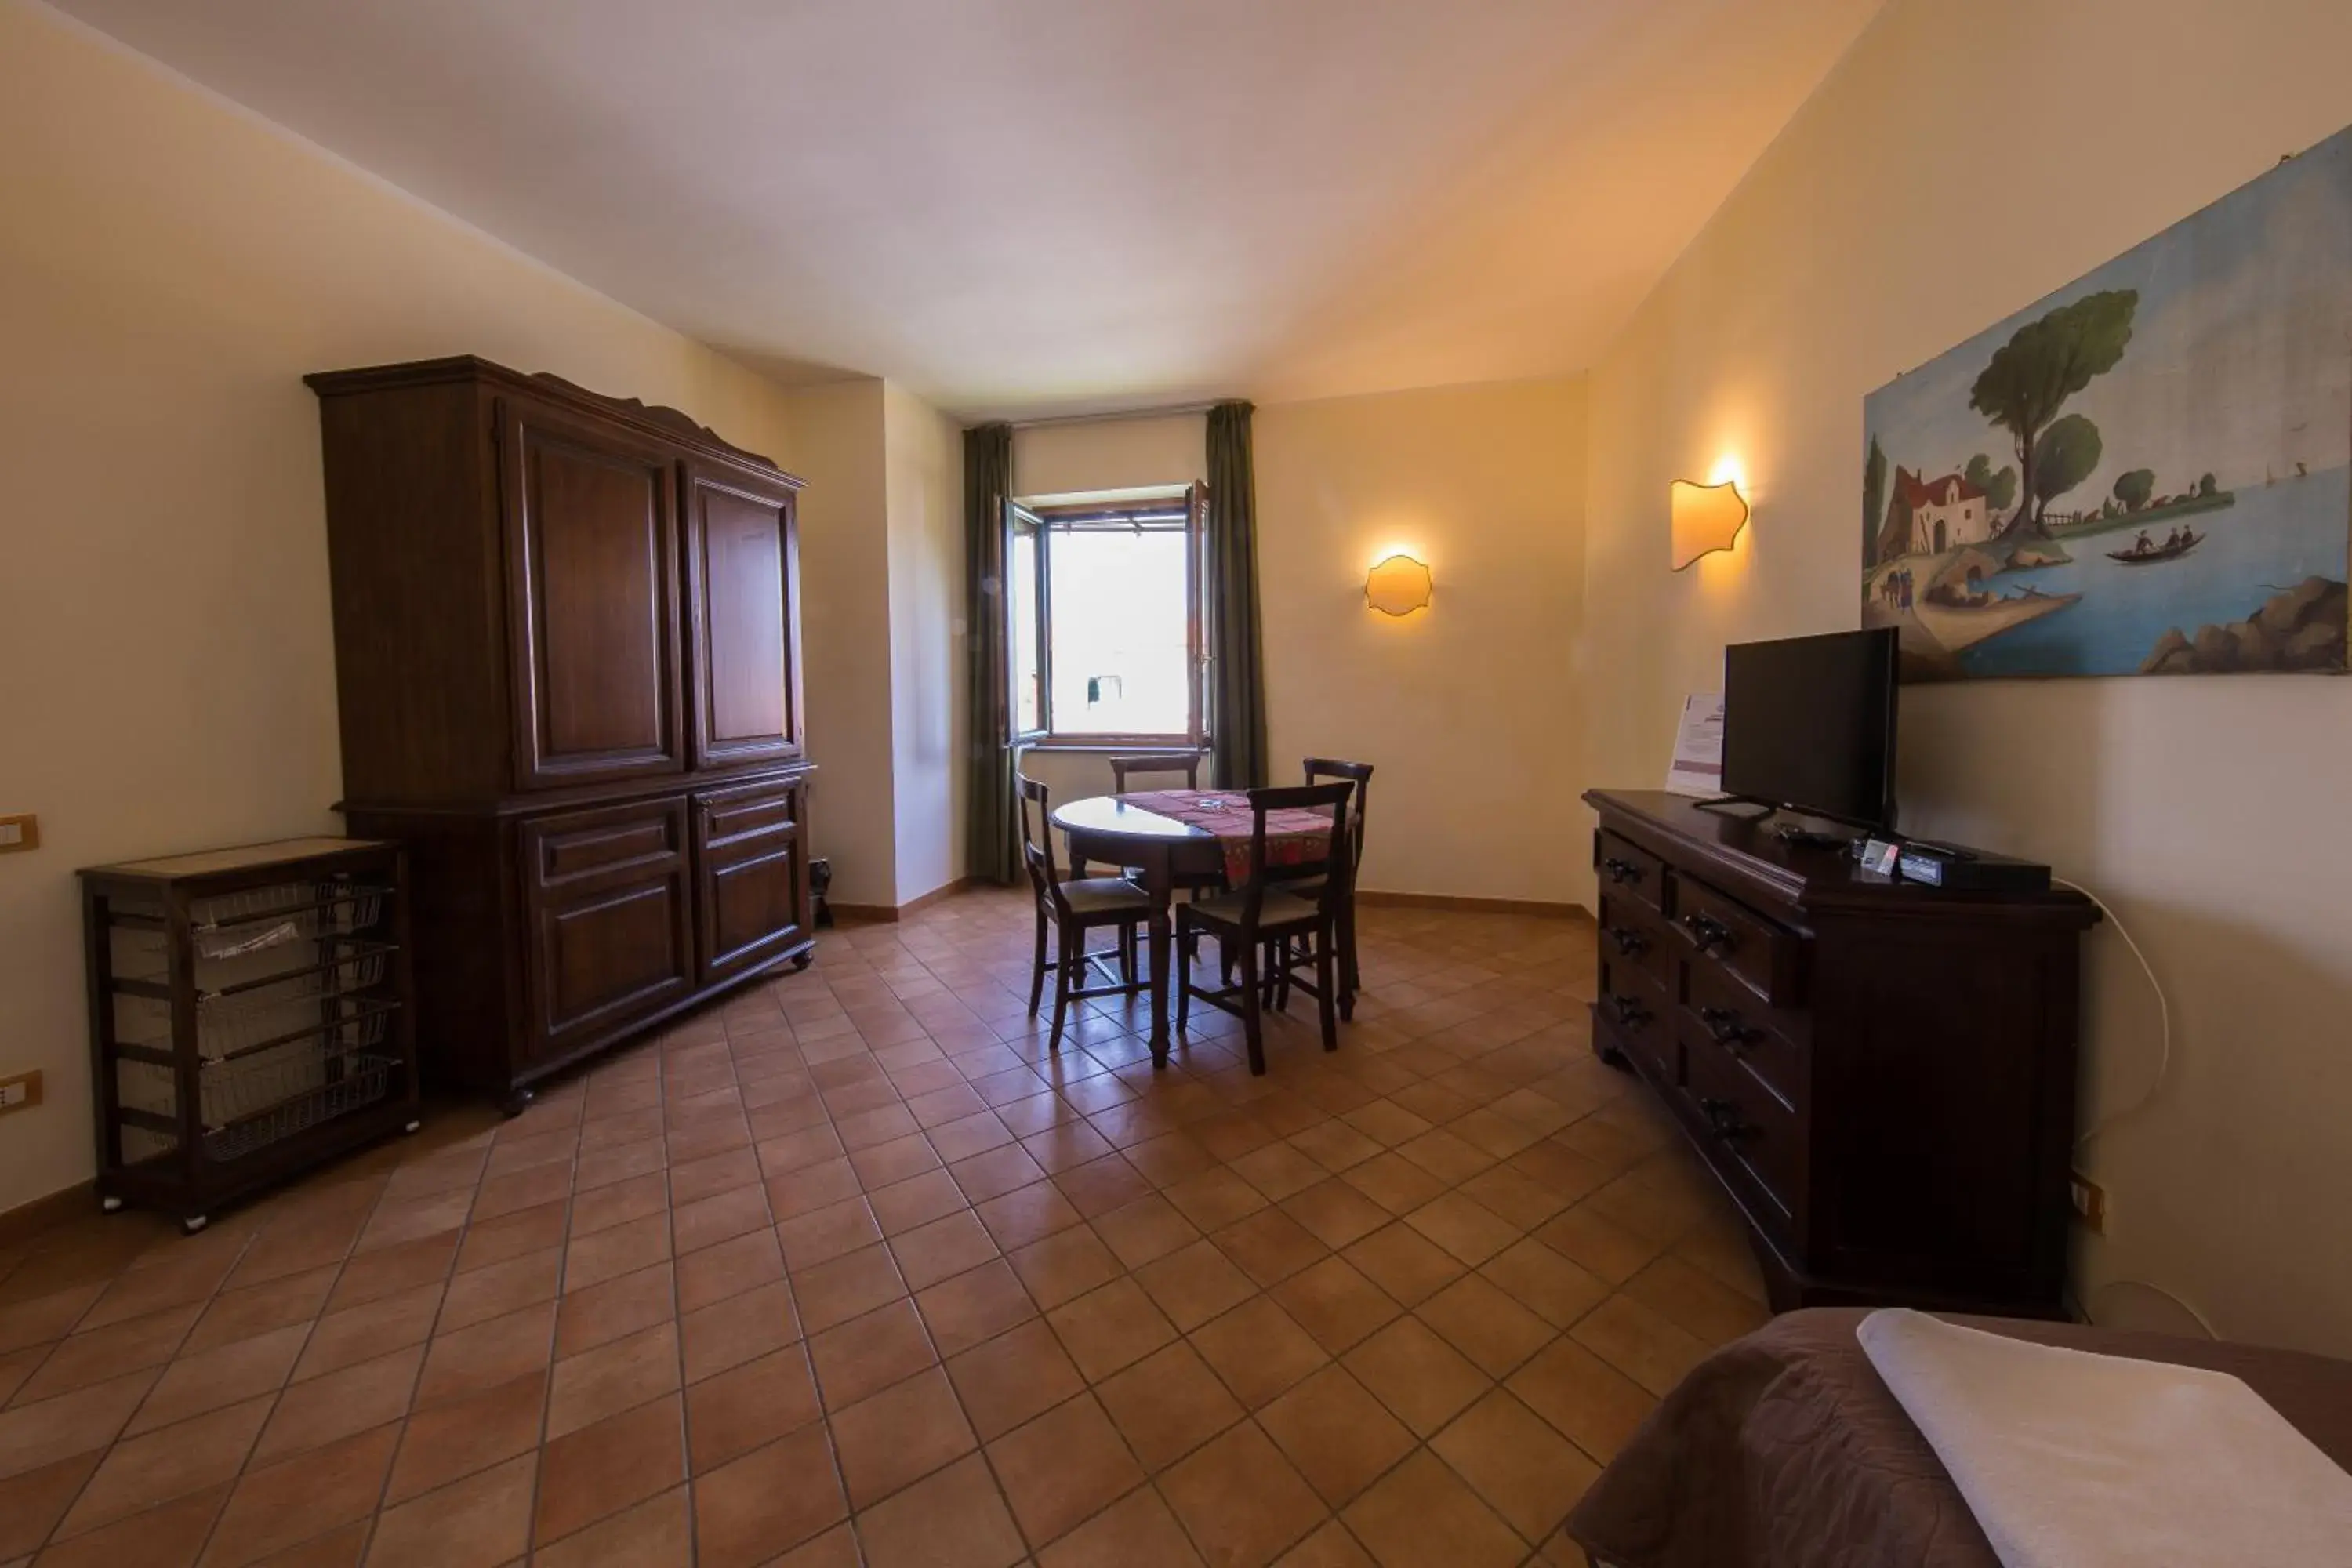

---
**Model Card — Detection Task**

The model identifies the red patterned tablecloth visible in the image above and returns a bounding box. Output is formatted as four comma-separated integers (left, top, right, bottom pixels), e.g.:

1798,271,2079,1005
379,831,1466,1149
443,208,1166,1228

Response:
1120,789,1335,886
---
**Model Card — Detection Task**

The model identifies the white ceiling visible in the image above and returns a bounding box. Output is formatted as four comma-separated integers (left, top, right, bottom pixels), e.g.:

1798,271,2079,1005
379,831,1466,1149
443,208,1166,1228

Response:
53,0,1882,419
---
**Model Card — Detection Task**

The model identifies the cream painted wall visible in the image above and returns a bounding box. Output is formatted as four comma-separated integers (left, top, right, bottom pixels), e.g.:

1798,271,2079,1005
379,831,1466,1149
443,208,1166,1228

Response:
1004,388,1587,904
0,0,826,1214
883,383,969,903
1013,415,1206,499
1258,381,1587,902
775,379,899,909
1581,0,2352,1353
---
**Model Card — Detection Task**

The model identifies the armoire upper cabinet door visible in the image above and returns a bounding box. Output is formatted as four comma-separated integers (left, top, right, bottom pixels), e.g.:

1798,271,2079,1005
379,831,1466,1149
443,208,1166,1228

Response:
683,462,805,771
498,399,686,790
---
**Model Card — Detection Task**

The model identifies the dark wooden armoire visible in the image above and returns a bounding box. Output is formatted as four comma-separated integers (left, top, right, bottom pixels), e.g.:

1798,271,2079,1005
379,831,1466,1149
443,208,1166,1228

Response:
307,356,815,1110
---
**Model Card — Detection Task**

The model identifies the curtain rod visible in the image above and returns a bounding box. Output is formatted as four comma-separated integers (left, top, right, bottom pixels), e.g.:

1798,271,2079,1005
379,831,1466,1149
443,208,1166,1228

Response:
1005,401,1221,432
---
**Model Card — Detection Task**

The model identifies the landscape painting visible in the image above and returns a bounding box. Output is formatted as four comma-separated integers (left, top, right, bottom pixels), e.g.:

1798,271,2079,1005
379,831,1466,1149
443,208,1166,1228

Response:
1863,124,2352,681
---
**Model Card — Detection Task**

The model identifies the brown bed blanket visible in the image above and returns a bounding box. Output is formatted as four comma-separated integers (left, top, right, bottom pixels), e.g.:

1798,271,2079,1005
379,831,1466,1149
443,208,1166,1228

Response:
1566,1308,2352,1568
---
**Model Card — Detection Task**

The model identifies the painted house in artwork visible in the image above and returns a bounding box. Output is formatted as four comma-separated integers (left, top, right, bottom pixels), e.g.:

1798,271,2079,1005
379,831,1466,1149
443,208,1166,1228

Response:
1898,467,1993,554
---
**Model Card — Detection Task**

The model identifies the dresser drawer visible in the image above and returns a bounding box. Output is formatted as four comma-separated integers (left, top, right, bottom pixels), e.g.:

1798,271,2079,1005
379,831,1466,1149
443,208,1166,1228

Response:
1596,892,1675,991
1683,1025,1805,1226
1595,830,1668,914
1596,963,1678,1088
1683,960,1806,1112
1675,877,1805,1007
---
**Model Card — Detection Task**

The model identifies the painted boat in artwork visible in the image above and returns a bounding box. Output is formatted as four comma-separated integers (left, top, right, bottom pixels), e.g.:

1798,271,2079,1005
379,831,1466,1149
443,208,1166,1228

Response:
2106,529,2204,565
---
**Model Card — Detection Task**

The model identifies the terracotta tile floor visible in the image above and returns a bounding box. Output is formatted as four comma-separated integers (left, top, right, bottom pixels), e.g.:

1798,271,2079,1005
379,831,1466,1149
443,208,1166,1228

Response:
0,887,1769,1567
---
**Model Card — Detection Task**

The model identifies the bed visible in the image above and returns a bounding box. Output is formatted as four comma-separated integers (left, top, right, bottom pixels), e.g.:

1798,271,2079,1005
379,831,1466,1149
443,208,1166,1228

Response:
1565,1308,2352,1568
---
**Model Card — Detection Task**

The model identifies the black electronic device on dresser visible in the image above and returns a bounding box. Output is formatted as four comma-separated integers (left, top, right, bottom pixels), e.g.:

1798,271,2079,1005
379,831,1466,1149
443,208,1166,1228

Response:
1586,789,2099,1319
308,357,816,1113
1706,626,1900,841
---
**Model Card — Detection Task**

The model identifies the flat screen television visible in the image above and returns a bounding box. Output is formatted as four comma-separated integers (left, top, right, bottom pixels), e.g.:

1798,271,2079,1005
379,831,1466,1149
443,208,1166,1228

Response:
1720,627,1899,830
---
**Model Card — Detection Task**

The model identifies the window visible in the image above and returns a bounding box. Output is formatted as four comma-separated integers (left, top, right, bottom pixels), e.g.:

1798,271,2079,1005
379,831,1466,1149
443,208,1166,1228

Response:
1007,485,1209,746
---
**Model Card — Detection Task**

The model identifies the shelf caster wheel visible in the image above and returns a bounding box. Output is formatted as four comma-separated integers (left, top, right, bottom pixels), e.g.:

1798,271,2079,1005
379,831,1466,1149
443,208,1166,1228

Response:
792,951,813,972
404,1120,423,1134
100,1196,123,1214
499,1087,535,1119
182,1215,209,1236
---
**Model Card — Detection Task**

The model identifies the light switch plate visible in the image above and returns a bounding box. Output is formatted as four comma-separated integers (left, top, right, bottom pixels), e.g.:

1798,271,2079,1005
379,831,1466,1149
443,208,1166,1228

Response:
0,815,38,854
2069,1171,2107,1234
0,1071,40,1115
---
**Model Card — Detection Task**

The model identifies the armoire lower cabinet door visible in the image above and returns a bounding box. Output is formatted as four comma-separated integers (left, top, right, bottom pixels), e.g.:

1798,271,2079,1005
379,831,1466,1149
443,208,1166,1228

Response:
519,796,695,1064
692,775,810,986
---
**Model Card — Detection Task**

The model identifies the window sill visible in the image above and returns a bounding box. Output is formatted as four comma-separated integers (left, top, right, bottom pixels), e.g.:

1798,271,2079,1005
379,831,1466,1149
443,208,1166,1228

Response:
1014,739,1207,756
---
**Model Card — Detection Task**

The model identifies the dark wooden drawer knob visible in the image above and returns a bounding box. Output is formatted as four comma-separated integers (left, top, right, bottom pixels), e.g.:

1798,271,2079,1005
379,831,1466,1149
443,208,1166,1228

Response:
1700,1097,1755,1142
1606,926,1650,957
1602,858,1646,886
1606,993,1652,1031
1682,913,1735,954
1698,1005,1761,1051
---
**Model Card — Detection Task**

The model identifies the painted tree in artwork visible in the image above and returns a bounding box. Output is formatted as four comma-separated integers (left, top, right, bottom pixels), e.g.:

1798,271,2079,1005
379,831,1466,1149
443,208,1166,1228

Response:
1968,289,2138,538
2030,415,2103,524
1964,452,2020,516
1864,437,1888,561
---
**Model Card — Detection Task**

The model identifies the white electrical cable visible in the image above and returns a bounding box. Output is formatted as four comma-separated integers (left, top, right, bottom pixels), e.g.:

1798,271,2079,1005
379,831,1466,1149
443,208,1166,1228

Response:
2085,1279,2220,1339
2052,880,2217,1341
2053,877,2170,1151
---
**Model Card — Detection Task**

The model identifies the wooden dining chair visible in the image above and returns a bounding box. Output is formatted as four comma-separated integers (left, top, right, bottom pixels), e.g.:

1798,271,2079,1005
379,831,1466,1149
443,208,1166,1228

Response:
1107,753,1203,792
1268,760,1373,1020
1302,758,1373,1011
1174,782,1354,1075
1107,753,1225,906
1070,754,1203,881
1018,776,1151,1049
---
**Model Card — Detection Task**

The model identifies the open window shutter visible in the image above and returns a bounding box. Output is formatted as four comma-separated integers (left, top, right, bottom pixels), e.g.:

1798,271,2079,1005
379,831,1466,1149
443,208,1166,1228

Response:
1186,481,1210,749
1006,502,1047,741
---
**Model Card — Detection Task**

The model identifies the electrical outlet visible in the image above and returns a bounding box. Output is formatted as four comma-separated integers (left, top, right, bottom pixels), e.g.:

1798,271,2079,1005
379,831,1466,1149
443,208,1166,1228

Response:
2070,1171,2107,1234
0,1071,41,1115
0,814,37,854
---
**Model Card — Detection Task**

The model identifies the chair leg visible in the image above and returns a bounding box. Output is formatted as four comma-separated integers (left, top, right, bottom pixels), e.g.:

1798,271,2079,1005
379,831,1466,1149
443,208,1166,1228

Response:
1175,920,1192,1035
1315,927,1339,1051
1338,902,1357,1022
1028,907,1048,1016
1049,924,1075,1051
1237,938,1265,1076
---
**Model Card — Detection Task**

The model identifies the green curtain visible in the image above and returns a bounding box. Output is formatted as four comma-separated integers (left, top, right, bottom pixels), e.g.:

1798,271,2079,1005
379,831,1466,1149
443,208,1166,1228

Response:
1206,401,1269,789
963,423,1018,885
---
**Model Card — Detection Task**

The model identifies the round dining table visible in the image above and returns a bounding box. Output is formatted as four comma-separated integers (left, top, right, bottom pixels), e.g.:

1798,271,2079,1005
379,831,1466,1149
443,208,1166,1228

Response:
1048,794,1228,1068
1050,790,1352,1067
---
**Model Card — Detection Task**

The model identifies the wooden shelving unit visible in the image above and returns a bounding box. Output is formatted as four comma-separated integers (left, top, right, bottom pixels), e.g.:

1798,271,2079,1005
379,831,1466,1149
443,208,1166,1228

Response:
80,837,421,1232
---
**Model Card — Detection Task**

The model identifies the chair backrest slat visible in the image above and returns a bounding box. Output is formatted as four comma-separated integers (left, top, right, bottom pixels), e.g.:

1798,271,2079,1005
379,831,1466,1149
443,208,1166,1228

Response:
1109,753,1203,793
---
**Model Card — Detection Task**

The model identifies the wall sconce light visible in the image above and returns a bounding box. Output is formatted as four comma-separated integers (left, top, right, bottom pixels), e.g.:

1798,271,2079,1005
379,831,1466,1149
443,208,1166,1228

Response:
1364,554,1434,615
1671,478,1749,570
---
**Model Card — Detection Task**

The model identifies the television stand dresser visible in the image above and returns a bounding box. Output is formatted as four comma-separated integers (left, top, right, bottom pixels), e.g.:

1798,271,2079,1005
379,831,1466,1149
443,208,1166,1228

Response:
1583,789,2099,1318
